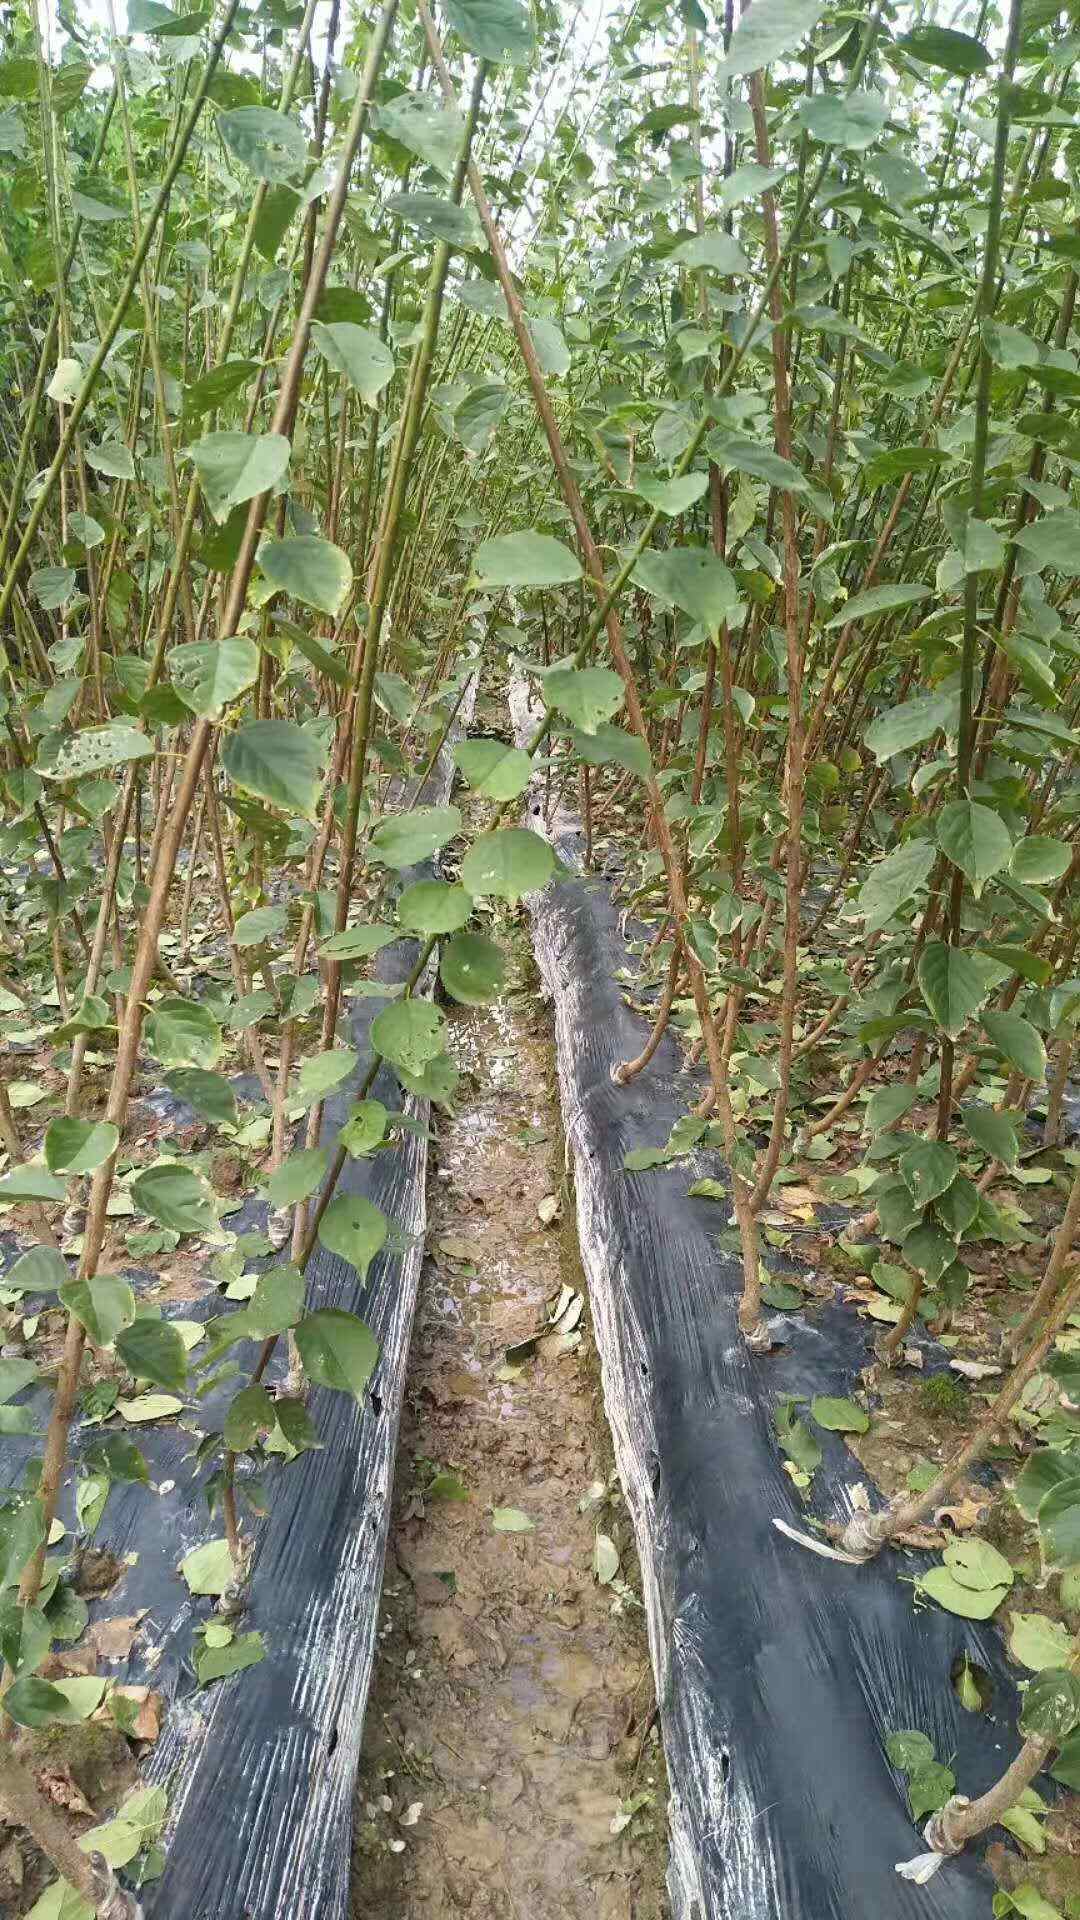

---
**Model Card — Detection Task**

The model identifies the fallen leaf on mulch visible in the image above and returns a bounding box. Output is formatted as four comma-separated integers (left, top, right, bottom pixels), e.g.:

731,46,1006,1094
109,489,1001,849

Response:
90,1612,148,1662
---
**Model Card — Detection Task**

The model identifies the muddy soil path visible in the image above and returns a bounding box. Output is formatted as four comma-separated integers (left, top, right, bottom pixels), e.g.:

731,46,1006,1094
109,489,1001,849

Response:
351,927,668,1920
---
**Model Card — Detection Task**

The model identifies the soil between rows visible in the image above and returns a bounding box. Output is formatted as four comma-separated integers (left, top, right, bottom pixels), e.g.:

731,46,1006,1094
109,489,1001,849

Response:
351,932,669,1920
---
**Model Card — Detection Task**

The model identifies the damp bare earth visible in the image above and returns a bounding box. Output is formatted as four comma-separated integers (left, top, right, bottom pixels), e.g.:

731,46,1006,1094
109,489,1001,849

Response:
351,946,668,1920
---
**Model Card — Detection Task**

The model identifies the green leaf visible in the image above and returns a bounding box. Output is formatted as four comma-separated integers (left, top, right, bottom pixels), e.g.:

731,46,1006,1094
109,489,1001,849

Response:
398,881,472,936
946,1535,1015,1591
858,839,935,935
163,1069,237,1128
774,1397,822,1474
318,1195,388,1281
86,440,136,481
5,1247,67,1294
962,1104,1020,1166
195,1627,266,1688
896,24,991,73
218,105,307,183
709,433,807,492
918,941,988,1038
864,692,956,762
168,636,259,716
631,472,709,516
58,1276,135,1348
937,799,1012,898
0,1167,66,1203
190,432,290,524
525,315,571,377
296,1048,357,1108
721,0,828,75
796,90,889,152
982,1010,1046,1082
295,1308,379,1399
633,548,739,631
440,933,507,1005
339,1099,388,1157
903,1220,957,1282
440,0,534,62
311,322,394,403
116,1319,188,1393
371,998,444,1075
259,535,352,616
1020,1669,1080,1742
3,1673,104,1728
569,722,651,779
253,183,300,261
146,998,223,1069
453,382,511,452
30,566,76,611
908,1761,957,1822
918,1565,1010,1619
810,1395,869,1433
1009,1611,1073,1671
1010,836,1071,886
1014,509,1080,572
131,1164,215,1235
1038,1478,1080,1567
370,804,462,870
900,1140,958,1207
180,1537,234,1595
542,664,624,735
460,828,555,903
0,1358,36,1403
40,723,153,781
43,1118,118,1175
865,1084,917,1132
474,531,582,588
827,582,932,631
247,1265,305,1335
885,1730,935,1774
374,92,465,178
386,191,479,248
998,1886,1066,1920
319,924,396,959
671,231,748,275
0,1499,44,1589
223,719,324,820
453,739,531,800
233,905,287,948
223,1383,274,1451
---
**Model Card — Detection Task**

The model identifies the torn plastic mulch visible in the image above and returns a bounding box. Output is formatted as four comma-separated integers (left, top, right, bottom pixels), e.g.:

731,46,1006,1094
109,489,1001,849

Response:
0,685,475,1920
512,690,1024,1920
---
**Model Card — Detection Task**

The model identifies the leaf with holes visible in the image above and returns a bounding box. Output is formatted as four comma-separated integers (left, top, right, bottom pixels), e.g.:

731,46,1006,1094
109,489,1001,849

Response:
318,1195,388,1282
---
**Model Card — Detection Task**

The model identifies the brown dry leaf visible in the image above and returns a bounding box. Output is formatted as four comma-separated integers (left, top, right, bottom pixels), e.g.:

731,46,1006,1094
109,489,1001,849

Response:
935,1493,990,1532
101,1685,163,1743
90,1612,147,1662
35,1768,95,1818
893,1524,944,1551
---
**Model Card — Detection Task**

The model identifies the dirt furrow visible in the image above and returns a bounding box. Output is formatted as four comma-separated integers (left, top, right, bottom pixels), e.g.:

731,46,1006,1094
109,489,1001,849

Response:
351,930,668,1920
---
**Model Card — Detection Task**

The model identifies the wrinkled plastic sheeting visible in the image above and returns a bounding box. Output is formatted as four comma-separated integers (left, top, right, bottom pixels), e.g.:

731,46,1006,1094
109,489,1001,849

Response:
511,684,1023,1920
0,684,475,1919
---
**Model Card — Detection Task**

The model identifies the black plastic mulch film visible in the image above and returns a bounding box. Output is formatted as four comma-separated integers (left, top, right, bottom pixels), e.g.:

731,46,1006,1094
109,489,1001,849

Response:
517,717,1027,1920
0,697,475,1920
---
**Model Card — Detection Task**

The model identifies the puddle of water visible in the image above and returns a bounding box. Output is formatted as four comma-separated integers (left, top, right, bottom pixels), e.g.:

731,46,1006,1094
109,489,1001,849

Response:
352,950,668,1920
